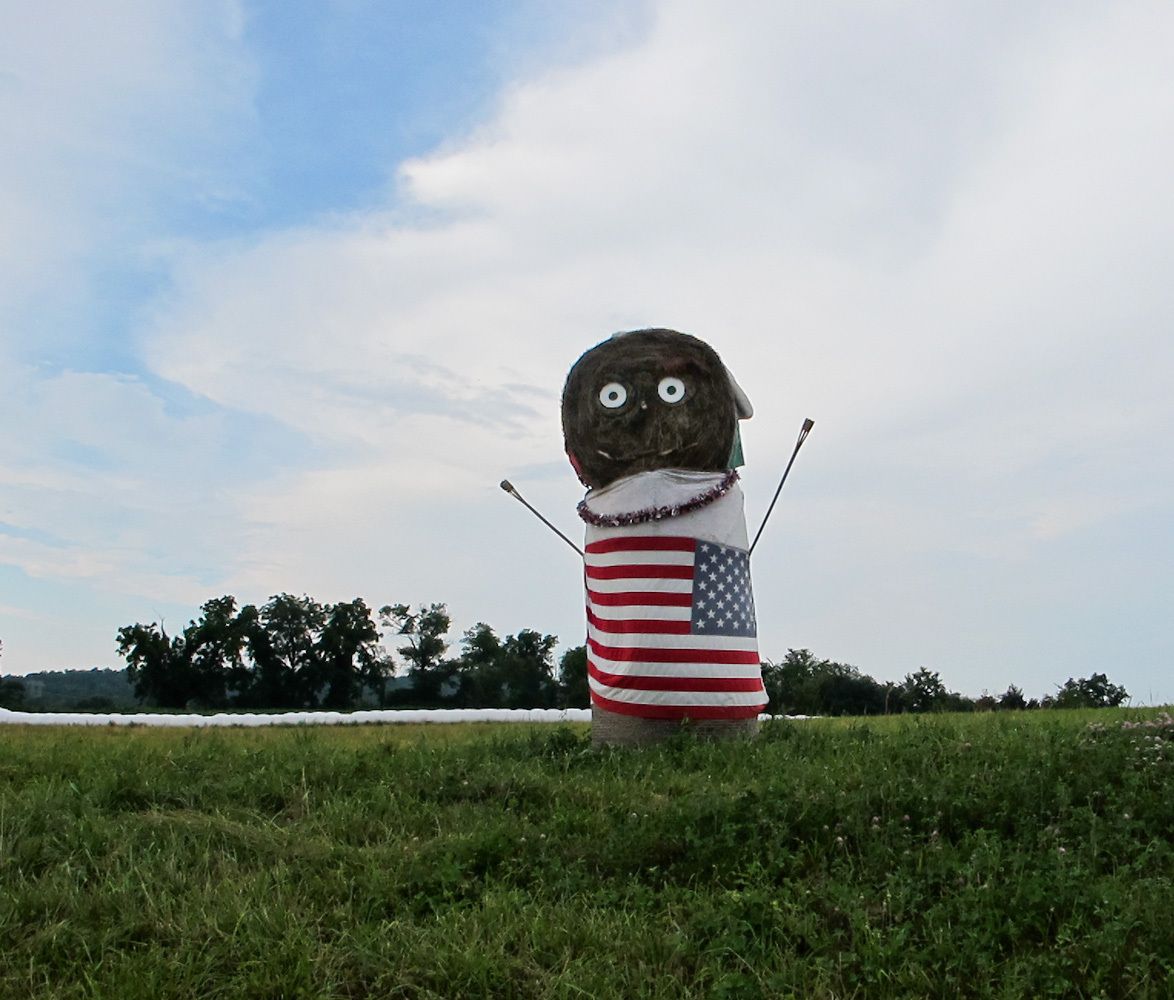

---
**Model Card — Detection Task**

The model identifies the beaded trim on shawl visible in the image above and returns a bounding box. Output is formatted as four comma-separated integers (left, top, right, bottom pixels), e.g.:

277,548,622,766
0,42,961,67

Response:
577,469,740,528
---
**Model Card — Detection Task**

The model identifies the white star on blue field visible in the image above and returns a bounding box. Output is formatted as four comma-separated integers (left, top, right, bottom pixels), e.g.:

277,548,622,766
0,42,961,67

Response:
692,543,756,638
1,1,1172,706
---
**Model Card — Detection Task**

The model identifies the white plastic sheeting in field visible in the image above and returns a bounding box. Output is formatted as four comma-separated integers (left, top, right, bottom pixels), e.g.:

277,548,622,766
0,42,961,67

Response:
0,707,594,727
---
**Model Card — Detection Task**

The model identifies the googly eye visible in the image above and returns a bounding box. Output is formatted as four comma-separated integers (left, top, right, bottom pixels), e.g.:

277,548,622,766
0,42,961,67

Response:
657,376,686,403
598,382,628,409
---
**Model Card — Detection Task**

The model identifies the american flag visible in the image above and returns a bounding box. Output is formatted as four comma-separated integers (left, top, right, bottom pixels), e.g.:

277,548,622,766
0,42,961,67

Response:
584,534,767,719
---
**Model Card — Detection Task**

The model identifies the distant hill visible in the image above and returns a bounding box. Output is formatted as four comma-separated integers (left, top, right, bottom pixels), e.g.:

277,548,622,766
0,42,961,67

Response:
1,668,415,713
2,668,140,712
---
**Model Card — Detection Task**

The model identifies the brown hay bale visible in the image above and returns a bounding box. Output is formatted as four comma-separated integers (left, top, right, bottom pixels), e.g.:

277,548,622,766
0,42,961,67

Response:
591,703,759,748
561,328,737,489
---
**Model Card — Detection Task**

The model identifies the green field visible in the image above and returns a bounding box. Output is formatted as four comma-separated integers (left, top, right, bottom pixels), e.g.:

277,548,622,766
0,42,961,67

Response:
1,711,1171,998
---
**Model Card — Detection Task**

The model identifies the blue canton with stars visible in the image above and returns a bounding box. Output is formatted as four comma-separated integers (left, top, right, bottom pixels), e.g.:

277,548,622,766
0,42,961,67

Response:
690,541,757,638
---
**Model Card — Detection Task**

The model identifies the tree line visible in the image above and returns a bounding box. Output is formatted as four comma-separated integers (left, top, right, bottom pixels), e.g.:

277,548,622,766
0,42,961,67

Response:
1,602,1130,714
761,649,1130,716
112,595,584,711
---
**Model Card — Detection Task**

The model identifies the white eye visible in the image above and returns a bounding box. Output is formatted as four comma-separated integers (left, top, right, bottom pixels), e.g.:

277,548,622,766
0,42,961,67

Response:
598,382,628,409
657,376,686,403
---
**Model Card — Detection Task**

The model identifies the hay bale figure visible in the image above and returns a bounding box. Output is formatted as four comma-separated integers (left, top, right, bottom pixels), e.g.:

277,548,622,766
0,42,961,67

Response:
562,329,766,747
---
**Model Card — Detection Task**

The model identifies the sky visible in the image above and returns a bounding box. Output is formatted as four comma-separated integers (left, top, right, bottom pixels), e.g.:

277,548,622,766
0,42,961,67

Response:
2,0,1171,705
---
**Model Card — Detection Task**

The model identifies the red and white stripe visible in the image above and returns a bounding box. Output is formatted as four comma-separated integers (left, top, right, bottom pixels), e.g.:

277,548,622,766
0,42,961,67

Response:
584,535,766,720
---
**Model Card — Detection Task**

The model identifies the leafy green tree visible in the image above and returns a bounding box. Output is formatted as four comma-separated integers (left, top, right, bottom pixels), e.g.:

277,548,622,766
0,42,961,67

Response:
998,684,1028,711
383,603,450,671
254,594,327,707
315,598,384,709
450,625,559,708
900,667,949,713
452,622,502,707
381,602,451,705
761,649,888,716
118,622,193,708
232,603,281,708
496,630,559,708
1052,673,1129,709
0,676,26,710
120,597,252,709
761,649,821,715
184,595,251,708
120,594,391,711
817,667,888,716
557,645,589,708
234,600,303,709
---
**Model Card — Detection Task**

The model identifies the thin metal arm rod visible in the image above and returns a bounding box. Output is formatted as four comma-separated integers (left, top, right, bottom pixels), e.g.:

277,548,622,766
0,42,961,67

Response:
500,480,584,558
748,418,814,556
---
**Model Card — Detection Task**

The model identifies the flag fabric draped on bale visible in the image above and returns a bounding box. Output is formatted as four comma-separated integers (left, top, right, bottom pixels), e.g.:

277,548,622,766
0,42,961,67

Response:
580,470,768,720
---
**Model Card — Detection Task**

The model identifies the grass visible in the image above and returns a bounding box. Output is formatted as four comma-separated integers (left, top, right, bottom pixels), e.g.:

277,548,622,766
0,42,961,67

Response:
1,710,1171,998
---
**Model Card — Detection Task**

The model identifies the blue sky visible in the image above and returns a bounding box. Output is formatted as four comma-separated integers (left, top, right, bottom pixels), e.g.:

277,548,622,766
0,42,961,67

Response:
2,0,1172,706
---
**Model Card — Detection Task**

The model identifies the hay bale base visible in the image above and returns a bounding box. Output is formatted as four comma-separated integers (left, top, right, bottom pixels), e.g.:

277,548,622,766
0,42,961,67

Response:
591,704,759,748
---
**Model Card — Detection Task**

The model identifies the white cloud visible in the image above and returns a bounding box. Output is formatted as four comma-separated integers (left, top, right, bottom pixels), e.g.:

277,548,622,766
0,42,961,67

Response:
146,5,1174,469
0,0,253,353
0,1,260,631
0,534,206,607
0,364,258,604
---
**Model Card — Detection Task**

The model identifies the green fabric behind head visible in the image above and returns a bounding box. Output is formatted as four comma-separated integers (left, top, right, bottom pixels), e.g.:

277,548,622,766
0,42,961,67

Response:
728,425,744,468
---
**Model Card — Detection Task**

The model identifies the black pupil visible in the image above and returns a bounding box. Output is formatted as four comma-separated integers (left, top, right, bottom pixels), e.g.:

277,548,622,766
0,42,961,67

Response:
666,384,677,395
